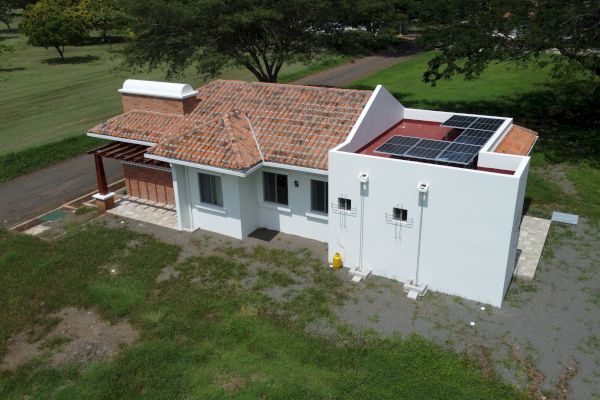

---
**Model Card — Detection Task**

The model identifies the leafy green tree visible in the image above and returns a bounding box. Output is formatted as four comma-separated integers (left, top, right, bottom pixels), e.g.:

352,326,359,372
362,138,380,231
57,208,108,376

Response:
21,0,89,61
0,0,16,30
78,0,126,48
418,0,600,84
123,0,402,82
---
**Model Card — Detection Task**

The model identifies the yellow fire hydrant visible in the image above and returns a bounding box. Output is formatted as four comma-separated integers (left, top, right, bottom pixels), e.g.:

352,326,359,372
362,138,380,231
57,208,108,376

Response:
332,252,343,269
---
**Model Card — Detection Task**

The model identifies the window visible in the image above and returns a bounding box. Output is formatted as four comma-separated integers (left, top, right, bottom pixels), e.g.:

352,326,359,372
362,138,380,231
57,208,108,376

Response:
198,173,223,207
393,207,408,221
263,172,288,205
338,197,351,211
311,180,328,213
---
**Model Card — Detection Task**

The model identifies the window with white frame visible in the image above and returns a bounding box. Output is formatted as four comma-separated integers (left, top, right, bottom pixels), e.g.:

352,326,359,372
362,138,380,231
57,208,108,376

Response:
198,173,223,207
310,180,328,213
263,171,288,205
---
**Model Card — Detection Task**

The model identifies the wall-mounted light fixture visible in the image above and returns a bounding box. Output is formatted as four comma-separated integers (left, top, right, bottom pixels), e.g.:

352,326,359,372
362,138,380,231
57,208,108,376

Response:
294,180,299,187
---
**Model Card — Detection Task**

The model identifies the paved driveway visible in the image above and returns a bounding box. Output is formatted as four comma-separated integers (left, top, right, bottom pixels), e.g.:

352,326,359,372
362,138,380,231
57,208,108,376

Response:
0,155,123,227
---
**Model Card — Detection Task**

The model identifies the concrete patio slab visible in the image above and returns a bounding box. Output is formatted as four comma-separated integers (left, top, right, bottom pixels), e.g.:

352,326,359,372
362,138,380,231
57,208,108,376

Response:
514,216,552,280
107,197,177,230
23,224,51,236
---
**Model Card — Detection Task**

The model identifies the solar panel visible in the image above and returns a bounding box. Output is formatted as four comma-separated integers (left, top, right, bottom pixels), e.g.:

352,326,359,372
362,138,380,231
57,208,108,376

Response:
454,128,495,146
374,136,421,156
436,143,481,165
404,139,451,160
468,117,504,132
441,115,477,129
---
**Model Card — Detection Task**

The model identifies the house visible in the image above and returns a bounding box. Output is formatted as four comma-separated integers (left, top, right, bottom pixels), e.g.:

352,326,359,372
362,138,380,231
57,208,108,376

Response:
87,79,537,307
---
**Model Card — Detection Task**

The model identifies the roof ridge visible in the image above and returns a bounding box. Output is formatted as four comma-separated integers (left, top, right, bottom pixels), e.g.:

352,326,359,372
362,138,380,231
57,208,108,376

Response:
201,79,373,94
220,110,262,168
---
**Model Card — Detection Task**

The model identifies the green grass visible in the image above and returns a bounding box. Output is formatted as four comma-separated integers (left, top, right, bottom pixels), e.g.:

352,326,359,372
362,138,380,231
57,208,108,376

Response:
350,51,554,111
0,21,346,157
0,225,527,399
0,135,103,183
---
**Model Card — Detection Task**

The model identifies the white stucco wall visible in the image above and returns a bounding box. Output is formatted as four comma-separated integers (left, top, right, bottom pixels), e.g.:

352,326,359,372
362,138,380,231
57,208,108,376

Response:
173,165,329,242
251,167,329,242
337,86,405,153
328,151,529,307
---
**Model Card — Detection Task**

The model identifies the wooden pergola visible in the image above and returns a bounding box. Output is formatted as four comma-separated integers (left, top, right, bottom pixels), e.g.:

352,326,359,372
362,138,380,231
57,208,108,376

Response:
87,141,169,210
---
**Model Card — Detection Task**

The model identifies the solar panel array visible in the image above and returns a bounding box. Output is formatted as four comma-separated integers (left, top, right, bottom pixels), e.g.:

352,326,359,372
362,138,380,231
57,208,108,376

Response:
373,114,506,166
441,115,505,132
375,136,482,166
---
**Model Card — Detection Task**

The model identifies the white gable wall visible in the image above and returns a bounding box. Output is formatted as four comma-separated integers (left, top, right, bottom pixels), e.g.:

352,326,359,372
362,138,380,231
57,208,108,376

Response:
337,85,405,153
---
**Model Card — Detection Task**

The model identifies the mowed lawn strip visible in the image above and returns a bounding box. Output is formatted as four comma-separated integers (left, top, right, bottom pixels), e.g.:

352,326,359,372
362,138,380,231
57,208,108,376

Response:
0,224,527,399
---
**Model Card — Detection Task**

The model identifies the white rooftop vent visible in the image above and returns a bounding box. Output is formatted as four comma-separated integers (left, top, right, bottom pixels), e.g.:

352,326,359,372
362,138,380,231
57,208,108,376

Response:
119,79,198,100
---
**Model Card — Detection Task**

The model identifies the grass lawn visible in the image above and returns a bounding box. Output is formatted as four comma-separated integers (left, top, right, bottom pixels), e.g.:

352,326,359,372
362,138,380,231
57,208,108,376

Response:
0,18,345,181
350,51,600,222
0,222,527,399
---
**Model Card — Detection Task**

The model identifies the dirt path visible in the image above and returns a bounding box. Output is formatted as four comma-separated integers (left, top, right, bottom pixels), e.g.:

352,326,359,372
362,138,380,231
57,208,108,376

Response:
293,54,414,87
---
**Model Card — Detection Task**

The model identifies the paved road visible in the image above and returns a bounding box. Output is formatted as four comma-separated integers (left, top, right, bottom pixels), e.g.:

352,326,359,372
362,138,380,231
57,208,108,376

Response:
0,155,123,227
0,54,413,228
293,55,412,87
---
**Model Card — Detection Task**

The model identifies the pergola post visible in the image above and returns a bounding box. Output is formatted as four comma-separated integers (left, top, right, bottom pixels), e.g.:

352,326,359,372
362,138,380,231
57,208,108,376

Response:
92,153,115,211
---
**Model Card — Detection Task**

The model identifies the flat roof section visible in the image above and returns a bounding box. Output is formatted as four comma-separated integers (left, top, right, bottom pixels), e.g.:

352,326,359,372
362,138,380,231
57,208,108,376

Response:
358,119,455,158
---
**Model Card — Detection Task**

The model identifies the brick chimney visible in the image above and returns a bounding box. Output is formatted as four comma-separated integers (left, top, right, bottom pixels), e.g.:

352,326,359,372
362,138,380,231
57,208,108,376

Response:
119,79,200,115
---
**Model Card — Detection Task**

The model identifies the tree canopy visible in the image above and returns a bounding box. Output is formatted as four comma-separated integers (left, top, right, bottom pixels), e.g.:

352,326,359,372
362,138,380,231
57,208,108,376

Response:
418,0,600,84
21,0,89,60
122,0,406,82
0,0,16,30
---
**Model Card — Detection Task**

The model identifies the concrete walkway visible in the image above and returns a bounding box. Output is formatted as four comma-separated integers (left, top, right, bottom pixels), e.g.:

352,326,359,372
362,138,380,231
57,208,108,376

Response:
107,196,177,230
0,155,123,228
514,216,552,280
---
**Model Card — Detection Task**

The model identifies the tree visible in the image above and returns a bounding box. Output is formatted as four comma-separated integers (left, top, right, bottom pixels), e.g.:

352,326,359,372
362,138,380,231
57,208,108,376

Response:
0,0,15,30
418,0,600,84
78,0,126,48
21,0,89,61
122,0,402,82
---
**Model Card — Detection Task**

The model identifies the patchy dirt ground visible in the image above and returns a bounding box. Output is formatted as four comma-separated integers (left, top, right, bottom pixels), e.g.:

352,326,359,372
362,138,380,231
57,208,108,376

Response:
97,213,599,400
29,210,599,399
1,307,138,370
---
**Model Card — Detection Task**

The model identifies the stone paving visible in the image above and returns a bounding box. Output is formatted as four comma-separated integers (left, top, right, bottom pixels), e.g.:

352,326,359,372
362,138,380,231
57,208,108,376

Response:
106,197,177,230
514,216,552,280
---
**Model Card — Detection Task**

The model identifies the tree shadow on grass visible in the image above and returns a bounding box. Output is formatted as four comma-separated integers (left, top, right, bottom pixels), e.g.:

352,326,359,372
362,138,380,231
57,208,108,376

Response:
41,55,100,65
0,67,25,72
0,27,19,35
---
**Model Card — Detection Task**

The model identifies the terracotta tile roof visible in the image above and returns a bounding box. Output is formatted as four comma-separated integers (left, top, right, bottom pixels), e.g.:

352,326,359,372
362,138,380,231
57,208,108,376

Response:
152,110,263,170
90,111,187,143
494,124,538,156
90,80,372,171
